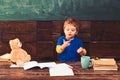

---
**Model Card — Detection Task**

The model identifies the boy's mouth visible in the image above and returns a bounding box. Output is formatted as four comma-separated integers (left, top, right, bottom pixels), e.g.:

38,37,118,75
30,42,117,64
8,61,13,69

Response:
68,34,72,36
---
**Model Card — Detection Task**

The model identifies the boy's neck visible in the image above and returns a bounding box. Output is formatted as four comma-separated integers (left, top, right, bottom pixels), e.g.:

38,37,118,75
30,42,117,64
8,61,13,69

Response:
66,37,74,41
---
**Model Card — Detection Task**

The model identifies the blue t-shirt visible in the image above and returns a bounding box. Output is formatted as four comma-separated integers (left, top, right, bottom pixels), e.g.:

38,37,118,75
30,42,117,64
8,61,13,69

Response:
56,36,84,62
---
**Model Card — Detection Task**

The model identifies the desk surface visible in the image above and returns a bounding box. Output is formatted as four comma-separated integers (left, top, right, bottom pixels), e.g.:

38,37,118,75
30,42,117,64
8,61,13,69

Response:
0,61,120,80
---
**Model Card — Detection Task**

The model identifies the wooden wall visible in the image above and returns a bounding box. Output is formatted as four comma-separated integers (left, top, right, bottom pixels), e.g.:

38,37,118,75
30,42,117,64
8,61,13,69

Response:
0,21,120,61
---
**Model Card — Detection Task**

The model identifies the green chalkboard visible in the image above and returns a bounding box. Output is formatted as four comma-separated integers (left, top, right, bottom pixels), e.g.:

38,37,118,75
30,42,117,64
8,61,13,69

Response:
0,0,120,20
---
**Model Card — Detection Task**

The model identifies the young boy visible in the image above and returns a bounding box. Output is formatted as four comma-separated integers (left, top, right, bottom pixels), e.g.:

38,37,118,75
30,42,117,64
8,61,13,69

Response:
56,18,87,62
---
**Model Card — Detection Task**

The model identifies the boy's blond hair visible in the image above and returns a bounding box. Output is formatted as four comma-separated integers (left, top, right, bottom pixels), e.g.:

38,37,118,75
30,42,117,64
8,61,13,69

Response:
63,18,80,32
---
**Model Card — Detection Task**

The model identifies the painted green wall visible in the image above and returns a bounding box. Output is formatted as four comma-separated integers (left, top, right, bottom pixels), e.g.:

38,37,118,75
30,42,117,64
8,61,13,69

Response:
0,0,120,20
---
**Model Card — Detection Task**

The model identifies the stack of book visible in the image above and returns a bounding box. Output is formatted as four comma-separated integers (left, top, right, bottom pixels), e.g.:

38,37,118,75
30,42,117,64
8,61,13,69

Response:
93,58,118,70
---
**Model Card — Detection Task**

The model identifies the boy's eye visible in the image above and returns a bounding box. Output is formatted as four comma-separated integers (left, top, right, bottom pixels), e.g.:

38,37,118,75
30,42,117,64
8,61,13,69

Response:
66,29,69,31
71,30,75,31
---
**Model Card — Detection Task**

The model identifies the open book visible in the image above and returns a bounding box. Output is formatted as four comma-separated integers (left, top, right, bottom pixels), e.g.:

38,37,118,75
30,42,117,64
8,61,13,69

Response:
10,61,57,70
10,61,74,76
23,61,57,70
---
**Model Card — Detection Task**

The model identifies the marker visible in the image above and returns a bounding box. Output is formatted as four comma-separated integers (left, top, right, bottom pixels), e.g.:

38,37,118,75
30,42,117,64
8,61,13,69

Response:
66,40,71,42
69,65,80,72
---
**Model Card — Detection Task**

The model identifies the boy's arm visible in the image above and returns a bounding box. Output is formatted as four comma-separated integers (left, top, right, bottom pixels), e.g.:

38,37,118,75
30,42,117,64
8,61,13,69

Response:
77,47,87,56
56,45,63,54
56,44,67,54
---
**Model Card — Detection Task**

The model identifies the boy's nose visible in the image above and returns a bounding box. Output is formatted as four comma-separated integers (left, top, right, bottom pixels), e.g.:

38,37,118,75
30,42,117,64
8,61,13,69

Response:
69,30,72,32
68,31,72,33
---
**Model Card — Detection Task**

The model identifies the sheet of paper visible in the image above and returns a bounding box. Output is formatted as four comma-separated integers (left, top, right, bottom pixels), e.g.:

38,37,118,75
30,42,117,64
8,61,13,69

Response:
49,63,74,76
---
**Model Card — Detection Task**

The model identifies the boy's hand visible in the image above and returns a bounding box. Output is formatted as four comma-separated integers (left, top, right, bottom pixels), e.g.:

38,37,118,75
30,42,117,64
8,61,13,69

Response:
56,40,71,54
62,40,70,48
77,47,86,56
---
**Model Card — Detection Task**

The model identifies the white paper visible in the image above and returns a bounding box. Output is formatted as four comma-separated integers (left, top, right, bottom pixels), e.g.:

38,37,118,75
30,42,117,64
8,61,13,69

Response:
49,63,74,76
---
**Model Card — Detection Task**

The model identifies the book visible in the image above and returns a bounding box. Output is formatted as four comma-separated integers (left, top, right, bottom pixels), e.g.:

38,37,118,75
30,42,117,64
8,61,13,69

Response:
24,61,57,70
49,63,74,76
93,58,116,66
10,61,57,70
93,64,118,70
93,58,118,70
0,53,11,61
11,61,74,76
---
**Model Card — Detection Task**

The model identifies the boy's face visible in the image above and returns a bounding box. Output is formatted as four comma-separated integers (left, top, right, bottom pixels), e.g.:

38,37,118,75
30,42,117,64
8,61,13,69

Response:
64,24,78,40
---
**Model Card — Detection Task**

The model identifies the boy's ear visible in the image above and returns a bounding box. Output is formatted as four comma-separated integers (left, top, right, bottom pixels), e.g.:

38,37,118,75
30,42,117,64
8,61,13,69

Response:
63,29,66,34
75,31,78,35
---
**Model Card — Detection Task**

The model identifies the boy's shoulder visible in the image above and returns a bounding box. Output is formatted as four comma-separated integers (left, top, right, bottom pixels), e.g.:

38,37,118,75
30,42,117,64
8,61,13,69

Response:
58,36,65,40
74,36,82,41
74,36,81,39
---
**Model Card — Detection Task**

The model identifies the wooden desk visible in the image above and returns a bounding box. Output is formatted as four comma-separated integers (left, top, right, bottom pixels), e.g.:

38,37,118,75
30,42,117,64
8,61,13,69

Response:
0,61,120,80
